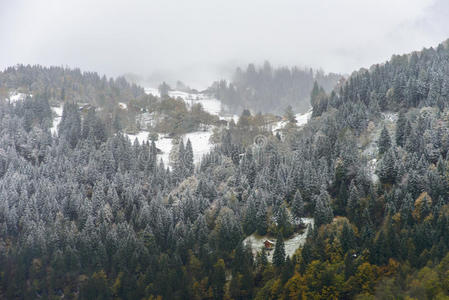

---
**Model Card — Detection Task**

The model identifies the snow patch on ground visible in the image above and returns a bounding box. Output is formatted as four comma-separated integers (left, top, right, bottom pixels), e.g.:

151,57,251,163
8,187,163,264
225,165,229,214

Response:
125,132,173,167
182,131,214,164
272,110,312,132
6,92,30,104
144,87,160,97
220,114,239,123
189,97,222,116
50,105,63,135
244,218,314,262
296,110,312,127
368,158,378,182
382,112,398,123
145,87,224,116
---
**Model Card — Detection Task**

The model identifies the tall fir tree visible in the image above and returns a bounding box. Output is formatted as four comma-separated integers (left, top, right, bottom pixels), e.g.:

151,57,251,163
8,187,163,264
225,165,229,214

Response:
347,180,361,225
291,190,304,221
378,125,392,155
395,111,407,147
378,147,398,184
314,187,334,228
184,139,194,177
273,232,286,268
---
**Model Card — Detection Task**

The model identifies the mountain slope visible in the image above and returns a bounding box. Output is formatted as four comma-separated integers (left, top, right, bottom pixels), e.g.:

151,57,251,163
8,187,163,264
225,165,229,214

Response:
1,41,449,299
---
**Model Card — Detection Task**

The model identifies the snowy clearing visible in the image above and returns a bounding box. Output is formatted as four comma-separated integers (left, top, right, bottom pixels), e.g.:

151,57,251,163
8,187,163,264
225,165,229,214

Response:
145,87,224,116
182,130,214,164
125,130,214,167
125,132,173,167
244,218,314,262
272,109,312,132
382,112,398,123
50,105,63,135
6,92,30,105
219,114,239,123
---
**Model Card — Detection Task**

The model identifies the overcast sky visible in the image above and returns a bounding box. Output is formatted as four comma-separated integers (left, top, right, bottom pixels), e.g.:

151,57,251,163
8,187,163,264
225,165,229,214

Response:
1,0,449,88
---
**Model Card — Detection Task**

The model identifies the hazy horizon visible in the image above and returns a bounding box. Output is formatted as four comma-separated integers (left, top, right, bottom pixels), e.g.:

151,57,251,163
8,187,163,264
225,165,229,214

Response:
2,0,449,89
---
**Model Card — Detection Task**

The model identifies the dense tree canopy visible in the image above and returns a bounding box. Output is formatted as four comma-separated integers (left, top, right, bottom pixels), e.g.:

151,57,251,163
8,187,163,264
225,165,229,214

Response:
1,40,449,299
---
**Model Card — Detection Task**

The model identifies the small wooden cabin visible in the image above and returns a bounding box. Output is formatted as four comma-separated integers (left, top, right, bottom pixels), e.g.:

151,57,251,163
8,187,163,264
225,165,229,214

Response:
264,240,275,250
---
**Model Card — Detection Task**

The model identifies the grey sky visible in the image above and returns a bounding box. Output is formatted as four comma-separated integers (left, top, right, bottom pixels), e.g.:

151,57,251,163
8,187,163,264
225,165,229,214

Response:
1,0,449,88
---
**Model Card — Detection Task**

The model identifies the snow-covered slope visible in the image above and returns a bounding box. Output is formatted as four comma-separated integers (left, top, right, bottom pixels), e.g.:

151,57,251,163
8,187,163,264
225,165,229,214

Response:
129,87,231,166
121,88,313,168
145,87,223,116
182,131,214,164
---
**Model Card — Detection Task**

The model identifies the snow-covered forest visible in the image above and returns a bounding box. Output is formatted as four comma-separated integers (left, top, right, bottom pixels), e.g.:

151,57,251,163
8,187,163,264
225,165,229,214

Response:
209,62,342,114
2,36,449,299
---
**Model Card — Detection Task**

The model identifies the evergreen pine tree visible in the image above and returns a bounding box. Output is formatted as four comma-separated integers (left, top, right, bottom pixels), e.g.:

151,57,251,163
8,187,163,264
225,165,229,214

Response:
211,259,226,299
172,140,185,182
243,196,257,235
291,190,304,222
347,180,361,225
255,200,268,235
276,203,293,237
273,232,285,268
314,187,334,227
341,222,356,253
396,111,407,147
378,125,392,155
378,148,397,184
184,139,194,177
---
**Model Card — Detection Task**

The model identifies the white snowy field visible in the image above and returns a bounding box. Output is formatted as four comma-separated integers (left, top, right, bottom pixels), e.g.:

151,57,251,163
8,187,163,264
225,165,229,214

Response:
182,131,214,164
243,218,314,262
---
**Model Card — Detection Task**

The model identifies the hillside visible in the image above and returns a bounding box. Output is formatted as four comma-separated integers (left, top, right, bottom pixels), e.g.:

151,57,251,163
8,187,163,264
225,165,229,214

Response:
1,40,449,299
0,65,145,107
